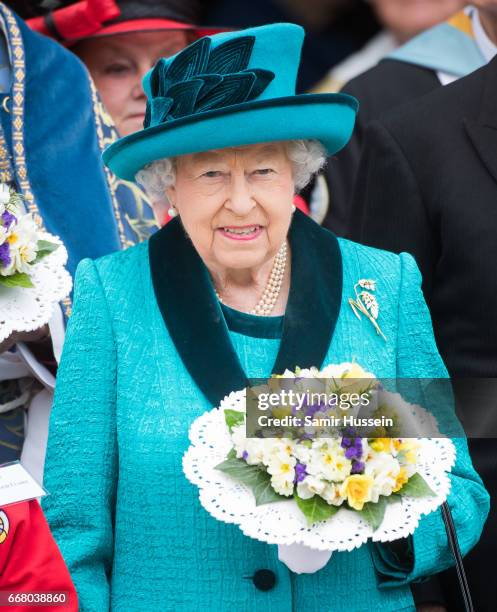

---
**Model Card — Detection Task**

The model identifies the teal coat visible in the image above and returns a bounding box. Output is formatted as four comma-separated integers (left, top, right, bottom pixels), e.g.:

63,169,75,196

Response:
43,214,488,612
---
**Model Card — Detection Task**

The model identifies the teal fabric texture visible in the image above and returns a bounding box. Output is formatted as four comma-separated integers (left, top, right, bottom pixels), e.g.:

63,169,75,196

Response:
103,24,358,181
42,233,489,611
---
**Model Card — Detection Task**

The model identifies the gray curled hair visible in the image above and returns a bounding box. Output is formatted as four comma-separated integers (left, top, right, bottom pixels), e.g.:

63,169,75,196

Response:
135,139,326,201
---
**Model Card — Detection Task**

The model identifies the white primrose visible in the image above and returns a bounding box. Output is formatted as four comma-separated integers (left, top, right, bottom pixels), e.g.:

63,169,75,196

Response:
232,425,267,466
266,451,296,497
296,474,326,500
1,213,38,276
293,443,312,464
307,439,352,482
365,452,401,503
261,438,296,463
320,482,346,506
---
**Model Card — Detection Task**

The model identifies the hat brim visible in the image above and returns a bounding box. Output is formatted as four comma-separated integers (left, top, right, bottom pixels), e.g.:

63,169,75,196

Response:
103,93,358,181
65,19,228,44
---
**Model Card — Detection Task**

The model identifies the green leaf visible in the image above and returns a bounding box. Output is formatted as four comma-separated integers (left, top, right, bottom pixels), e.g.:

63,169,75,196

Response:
294,494,339,526
37,239,59,252
0,272,34,288
224,409,245,432
33,240,59,264
226,447,237,460
215,457,287,505
357,496,387,531
397,473,436,498
386,493,402,505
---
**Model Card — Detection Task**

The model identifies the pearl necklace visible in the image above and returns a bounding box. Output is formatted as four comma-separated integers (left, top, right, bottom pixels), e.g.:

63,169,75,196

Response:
214,243,288,316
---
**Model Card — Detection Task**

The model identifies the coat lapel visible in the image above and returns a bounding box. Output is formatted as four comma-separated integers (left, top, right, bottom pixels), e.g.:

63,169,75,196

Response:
149,217,246,406
465,56,497,185
273,211,342,373
149,210,342,406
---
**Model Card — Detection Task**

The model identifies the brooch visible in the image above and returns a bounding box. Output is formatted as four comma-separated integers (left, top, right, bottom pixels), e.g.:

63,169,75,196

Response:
348,279,387,341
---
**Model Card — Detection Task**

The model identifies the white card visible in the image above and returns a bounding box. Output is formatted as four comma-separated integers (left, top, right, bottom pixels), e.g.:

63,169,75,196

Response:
0,462,46,506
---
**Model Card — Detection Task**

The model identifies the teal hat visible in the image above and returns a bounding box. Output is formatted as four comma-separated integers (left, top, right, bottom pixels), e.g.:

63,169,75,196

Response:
103,23,358,181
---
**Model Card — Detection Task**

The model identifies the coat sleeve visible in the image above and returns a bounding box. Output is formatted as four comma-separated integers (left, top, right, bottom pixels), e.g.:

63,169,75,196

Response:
0,500,78,611
372,253,490,585
42,258,117,611
348,119,438,297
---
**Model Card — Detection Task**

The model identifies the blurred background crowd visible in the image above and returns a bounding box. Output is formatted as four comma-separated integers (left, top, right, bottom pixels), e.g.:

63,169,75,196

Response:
10,0,470,131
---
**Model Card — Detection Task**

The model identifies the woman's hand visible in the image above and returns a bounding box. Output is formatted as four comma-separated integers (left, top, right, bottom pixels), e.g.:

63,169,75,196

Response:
0,325,50,354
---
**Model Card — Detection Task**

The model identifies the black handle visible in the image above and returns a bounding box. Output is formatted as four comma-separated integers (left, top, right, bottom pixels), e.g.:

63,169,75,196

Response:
441,502,474,612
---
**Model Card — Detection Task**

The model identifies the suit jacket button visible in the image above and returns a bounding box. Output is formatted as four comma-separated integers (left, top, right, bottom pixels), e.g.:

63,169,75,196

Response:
252,569,276,591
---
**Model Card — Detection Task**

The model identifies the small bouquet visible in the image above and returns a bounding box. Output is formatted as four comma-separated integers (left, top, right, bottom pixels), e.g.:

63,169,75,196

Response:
218,364,435,530
0,184,72,343
183,364,456,572
0,185,58,288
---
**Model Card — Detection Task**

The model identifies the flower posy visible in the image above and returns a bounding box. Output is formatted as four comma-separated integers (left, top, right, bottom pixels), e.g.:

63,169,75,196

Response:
216,364,435,530
0,184,58,288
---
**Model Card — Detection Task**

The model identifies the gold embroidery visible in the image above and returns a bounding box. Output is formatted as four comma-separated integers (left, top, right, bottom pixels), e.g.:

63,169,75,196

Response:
93,87,159,244
0,6,37,217
0,5,72,314
0,135,12,184
89,79,131,248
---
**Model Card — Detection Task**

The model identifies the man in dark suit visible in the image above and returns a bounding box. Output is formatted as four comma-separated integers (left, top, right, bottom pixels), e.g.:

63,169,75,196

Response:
322,59,439,234
350,55,497,612
322,5,495,235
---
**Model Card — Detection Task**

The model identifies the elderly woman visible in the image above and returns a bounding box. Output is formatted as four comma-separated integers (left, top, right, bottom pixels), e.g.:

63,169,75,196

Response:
42,24,488,612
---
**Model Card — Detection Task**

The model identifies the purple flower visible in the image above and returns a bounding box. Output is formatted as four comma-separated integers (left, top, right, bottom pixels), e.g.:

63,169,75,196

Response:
351,461,365,474
242,450,249,461
0,241,10,268
342,436,363,460
305,403,324,418
344,446,361,460
1,210,16,229
294,462,307,483
299,433,313,443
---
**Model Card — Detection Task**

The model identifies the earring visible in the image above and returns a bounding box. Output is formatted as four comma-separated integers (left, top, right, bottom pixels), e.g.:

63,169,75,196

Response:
291,204,296,213
168,206,178,218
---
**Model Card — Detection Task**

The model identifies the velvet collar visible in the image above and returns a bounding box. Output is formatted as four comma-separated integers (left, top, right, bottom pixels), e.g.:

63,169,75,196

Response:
149,210,342,406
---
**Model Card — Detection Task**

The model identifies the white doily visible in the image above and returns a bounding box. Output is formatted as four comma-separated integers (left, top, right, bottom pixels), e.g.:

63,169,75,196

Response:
0,233,72,342
183,390,456,552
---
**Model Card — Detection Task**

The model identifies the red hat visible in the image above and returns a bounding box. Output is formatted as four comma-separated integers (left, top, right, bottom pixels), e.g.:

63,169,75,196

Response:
12,0,225,44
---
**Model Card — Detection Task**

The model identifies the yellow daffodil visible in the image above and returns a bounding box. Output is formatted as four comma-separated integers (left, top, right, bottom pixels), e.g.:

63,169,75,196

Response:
340,474,374,511
370,438,392,453
393,468,409,493
342,363,371,379
271,406,292,420
398,440,420,464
